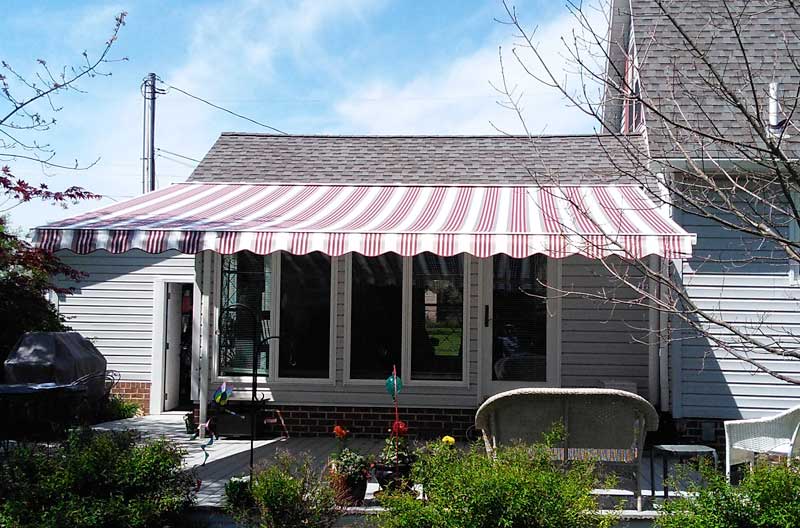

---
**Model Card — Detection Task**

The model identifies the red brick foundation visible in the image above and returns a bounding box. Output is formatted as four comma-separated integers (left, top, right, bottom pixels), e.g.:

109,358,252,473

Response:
195,404,478,440
112,381,151,414
674,417,726,450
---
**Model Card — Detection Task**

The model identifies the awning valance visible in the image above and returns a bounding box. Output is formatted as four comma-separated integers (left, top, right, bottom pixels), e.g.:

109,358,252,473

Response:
34,183,695,259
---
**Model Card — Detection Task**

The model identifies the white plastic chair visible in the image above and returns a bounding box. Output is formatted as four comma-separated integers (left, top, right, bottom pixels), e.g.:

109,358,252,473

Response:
724,405,800,479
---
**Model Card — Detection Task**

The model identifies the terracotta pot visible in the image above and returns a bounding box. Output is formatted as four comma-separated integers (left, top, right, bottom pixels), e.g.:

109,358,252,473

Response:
331,473,368,506
374,462,413,492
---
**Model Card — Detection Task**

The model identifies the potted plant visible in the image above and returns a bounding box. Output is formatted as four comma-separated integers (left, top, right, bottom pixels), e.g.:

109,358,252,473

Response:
373,433,416,492
328,425,372,505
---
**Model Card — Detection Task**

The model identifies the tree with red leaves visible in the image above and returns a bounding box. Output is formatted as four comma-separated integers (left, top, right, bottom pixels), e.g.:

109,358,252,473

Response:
0,12,127,360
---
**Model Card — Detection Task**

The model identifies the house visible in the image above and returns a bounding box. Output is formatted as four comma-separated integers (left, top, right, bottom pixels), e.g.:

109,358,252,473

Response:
603,0,800,443
32,0,800,441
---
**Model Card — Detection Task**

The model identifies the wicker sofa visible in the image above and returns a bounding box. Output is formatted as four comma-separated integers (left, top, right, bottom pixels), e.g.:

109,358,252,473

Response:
475,388,659,510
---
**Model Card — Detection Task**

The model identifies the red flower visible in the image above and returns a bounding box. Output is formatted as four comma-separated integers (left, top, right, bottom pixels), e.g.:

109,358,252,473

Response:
333,425,348,439
391,420,408,436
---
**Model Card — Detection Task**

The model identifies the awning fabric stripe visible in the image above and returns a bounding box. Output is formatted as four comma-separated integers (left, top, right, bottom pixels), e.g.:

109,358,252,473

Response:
34,183,695,259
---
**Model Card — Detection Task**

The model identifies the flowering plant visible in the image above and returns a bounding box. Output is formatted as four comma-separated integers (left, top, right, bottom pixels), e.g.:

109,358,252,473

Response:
441,435,456,446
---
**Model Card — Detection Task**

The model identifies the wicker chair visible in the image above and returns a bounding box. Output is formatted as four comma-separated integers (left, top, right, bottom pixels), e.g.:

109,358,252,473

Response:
724,405,800,479
475,388,659,510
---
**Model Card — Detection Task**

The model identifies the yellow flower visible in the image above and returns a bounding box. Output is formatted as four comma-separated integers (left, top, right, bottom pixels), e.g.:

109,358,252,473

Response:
442,435,455,445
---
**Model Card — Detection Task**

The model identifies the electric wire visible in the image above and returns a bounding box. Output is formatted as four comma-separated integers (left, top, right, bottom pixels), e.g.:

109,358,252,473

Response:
157,78,288,135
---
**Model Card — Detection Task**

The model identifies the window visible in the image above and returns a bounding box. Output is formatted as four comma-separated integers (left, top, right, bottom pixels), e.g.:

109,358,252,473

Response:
219,252,271,376
410,254,464,381
347,252,467,383
491,254,547,382
349,253,403,379
218,251,332,380
277,252,331,378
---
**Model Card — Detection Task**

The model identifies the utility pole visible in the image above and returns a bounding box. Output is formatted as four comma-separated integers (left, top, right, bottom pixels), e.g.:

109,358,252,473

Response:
142,72,157,193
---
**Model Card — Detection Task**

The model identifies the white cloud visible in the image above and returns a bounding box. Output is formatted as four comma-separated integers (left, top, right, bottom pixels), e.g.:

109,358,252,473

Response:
335,5,605,135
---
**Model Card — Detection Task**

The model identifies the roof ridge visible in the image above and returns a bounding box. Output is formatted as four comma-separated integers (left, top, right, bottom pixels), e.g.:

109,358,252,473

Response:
218,132,643,139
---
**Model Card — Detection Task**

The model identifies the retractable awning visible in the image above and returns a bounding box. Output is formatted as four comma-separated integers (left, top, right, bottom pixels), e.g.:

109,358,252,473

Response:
34,182,695,259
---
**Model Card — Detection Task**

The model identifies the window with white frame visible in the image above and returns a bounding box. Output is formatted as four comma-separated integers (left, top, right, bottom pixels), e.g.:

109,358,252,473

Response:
348,251,467,382
218,251,332,379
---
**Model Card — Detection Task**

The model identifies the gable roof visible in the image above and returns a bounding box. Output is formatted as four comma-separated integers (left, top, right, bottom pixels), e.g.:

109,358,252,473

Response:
188,133,649,185
608,0,800,159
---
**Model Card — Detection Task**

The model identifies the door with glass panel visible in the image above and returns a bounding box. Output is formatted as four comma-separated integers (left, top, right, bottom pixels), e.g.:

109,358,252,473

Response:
482,253,556,395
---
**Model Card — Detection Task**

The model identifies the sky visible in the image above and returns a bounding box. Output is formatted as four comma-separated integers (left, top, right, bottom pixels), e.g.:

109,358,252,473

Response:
1,0,606,232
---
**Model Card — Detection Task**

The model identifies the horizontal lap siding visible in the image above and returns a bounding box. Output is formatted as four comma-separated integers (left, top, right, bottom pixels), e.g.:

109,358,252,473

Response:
560,256,650,396
677,205,800,419
54,250,198,382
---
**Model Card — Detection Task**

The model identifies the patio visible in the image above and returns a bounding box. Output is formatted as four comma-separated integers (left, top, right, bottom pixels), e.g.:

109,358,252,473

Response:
95,413,682,513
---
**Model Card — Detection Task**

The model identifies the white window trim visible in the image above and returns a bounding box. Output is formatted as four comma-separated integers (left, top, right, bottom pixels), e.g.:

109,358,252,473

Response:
343,252,471,387
477,256,562,403
212,251,337,386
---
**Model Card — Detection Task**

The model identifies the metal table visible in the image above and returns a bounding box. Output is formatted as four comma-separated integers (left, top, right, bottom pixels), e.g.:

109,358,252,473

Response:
650,444,718,498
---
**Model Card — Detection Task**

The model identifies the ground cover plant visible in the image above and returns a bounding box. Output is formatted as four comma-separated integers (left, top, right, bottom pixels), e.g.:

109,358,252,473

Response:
656,460,800,528
377,435,617,528
0,429,195,528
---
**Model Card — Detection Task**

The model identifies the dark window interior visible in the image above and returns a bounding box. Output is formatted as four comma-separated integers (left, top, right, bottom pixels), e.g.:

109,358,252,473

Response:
492,254,548,382
350,253,403,379
278,252,331,378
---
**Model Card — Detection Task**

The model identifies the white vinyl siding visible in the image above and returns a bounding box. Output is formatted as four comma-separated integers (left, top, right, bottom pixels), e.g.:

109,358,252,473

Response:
53,250,198,382
674,203,800,419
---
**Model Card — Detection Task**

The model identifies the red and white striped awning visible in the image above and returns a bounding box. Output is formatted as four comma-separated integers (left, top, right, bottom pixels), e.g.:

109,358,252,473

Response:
34,183,695,259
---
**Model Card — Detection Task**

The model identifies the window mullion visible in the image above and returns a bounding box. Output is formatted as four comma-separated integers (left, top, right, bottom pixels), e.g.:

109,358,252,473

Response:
402,255,412,383
270,252,280,382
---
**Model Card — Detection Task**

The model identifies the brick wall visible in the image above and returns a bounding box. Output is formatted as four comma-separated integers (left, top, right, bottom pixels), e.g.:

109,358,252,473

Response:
196,404,478,440
674,418,726,451
112,381,151,414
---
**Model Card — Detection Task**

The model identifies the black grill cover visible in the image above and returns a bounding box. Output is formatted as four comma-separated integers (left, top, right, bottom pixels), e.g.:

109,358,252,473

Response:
4,332,107,398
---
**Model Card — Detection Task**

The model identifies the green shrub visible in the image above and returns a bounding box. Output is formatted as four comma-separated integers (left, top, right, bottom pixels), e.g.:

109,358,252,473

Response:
378,439,616,528
100,394,142,421
0,429,195,528
224,451,340,528
656,460,800,528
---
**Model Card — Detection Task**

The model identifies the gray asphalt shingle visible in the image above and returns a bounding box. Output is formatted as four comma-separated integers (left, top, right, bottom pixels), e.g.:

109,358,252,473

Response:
630,0,800,158
188,133,649,185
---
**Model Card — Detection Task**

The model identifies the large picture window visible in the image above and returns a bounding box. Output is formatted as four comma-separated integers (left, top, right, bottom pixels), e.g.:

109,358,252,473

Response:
347,252,467,383
278,252,331,378
218,251,332,380
349,253,403,379
410,254,464,381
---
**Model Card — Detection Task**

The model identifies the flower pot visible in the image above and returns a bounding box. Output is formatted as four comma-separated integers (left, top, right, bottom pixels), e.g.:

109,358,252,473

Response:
331,474,368,506
374,462,413,492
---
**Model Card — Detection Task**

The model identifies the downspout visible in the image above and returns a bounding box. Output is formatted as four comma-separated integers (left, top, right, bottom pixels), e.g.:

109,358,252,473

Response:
198,250,213,438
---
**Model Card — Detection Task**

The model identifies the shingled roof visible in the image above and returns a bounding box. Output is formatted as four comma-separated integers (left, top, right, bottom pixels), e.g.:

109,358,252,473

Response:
609,0,800,159
188,133,649,185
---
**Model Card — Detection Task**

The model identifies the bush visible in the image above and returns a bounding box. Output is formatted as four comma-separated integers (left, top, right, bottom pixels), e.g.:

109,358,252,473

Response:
224,451,340,528
656,460,800,528
100,394,142,421
378,439,616,528
0,429,195,528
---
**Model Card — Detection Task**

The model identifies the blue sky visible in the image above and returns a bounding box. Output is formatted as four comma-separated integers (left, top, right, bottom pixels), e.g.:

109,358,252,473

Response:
2,0,603,232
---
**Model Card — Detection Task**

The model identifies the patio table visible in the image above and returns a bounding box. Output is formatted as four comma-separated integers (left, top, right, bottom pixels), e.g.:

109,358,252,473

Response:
650,444,718,498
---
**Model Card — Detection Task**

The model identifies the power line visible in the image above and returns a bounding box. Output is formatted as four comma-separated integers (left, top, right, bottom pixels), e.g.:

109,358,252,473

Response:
156,148,200,163
158,79,288,135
